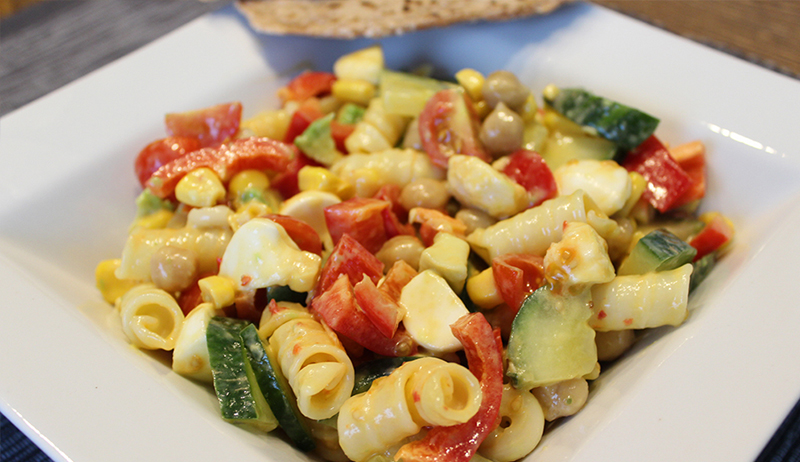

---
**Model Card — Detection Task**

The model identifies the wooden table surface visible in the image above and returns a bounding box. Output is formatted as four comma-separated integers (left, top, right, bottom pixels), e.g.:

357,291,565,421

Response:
1,1,799,461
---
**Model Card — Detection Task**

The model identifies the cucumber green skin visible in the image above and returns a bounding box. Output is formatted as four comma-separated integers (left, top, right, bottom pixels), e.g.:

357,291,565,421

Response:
690,253,716,293
546,88,659,150
352,356,421,395
637,218,704,242
206,318,264,423
618,229,697,276
507,287,597,391
240,325,316,452
265,285,308,306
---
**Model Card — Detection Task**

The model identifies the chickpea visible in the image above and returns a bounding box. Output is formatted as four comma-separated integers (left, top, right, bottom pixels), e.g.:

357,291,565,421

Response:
595,329,636,362
455,208,497,234
399,179,451,211
375,235,425,271
150,245,199,293
482,70,530,110
532,378,589,421
480,102,524,157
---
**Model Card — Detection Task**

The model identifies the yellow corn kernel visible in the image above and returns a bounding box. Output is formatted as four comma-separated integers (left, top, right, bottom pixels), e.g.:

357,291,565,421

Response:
332,79,376,106
472,99,492,120
543,83,560,102
240,110,291,141
198,275,236,309
229,201,272,232
517,93,540,123
297,166,355,200
542,108,585,136
466,268,504,310
175,167,225,207
455,68,485,102
333,45,384,84
130,209,174,231
96,259,141,304
614,172,646,219
228,169,270,201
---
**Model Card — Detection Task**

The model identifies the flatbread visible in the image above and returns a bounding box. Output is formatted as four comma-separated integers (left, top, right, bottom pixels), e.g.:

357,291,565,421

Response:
236,0,568,38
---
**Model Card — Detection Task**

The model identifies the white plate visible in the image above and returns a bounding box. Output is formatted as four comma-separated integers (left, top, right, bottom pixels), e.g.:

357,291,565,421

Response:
2,3,800,461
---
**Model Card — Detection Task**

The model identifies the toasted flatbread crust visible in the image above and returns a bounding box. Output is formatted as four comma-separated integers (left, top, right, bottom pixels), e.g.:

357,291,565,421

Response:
236,0,568,38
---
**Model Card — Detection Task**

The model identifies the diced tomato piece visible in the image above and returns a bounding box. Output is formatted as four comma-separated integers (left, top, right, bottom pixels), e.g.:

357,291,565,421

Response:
312,275,416,357
283,98,324,143
378,260,419,301
418,89,490,169
316,234,385,296
672,146,707,209
165,102,242,148
278,71,337,103
502,150,558,207
622,136,692,213
270,151,321,199
325,197,391,254
134,136,201,188
146,137,296,199
373,184,409,222
395,313,503,462
354,275,402,338
262,214,323,255
492,254,546,314
689,214,734,260
330,120,355,153
409,208,467,247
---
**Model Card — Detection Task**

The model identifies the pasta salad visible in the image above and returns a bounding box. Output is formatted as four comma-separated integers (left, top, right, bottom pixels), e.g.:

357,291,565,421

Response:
96,45,734,462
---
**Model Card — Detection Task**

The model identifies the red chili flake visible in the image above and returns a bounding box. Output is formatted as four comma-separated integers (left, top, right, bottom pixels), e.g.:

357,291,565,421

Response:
597,310,607,320
412,390,421,403
624,318,633,326
241,275,252,286
562,220,569,231
293,343,302,355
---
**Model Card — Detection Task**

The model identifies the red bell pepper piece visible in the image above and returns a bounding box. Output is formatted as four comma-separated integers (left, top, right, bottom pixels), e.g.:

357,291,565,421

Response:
145,137,296,199
270,151,321,199
165,102,242,148
689,213,734,260
261,214,323,256
395,313,503,462
378,260,419,302
330,120,355,153
283,98,324,143
311,275,416,357
354,275,402,338
134,136,202,188
671,142,707,209
622,136,692,213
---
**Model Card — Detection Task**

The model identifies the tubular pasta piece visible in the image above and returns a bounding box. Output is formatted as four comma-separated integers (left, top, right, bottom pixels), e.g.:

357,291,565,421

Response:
590,264,693,331
337,357,482,462
543,222,615,294
467,190,600,262
479,384,545,462
118,284,184,350
269,318,354,420
116,206,233,281
330,149,445,197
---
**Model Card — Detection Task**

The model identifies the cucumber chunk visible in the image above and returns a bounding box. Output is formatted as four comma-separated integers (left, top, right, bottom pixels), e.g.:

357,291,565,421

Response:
545,88,659,150
690,253,716,292
618,229,697,276
540,132,618,170
380,70,458,117
294,113,342,166
265,285,308,306
506,287,597,390
240,324,316,452
207,317,278,432
352,356,421,395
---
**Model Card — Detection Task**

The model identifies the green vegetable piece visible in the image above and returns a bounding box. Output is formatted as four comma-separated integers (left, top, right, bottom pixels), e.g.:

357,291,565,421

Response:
506,286,597,390
636,218,705,242
617,229,697,276
352,356,421,395
540,132,618,170
545,88,660,150
239,324,315,452
207,317,278,432
135,188,175,217
239,188,267,205
337,103,366,125
294,113,343,166
690,253,716,292
265,285,308,306
379,70,458,117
